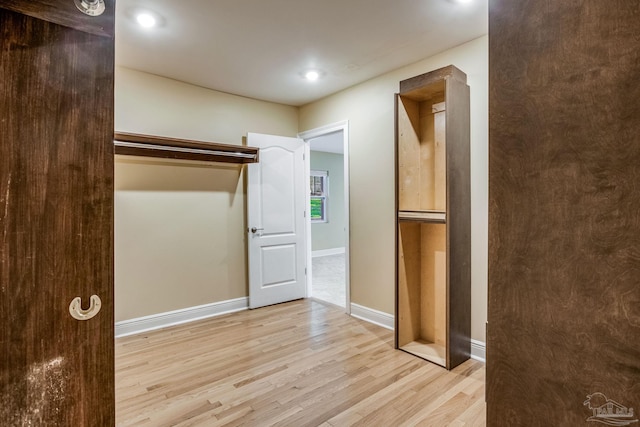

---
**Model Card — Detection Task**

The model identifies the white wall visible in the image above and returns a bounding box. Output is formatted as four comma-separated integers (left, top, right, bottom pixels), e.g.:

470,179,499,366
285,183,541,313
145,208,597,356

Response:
115,67,298,322
310,151,345,251
299,36,488,342
115,67,298,144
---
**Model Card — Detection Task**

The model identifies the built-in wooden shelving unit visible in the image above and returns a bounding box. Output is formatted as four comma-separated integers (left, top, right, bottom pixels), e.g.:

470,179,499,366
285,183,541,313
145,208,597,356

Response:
114,132,259,164
395,65,471,370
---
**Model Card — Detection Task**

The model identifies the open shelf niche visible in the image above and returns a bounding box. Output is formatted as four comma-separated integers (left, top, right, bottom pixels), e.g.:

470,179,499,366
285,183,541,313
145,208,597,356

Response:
395,65,471,370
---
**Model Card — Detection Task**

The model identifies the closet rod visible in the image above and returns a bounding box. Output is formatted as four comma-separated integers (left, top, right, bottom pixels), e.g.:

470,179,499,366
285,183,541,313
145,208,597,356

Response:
113,132,259,164
114,140,257,159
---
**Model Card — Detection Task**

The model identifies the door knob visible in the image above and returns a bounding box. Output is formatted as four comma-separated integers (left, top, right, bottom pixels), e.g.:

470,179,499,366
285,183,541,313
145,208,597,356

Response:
69,295,102,321
250,227,264,233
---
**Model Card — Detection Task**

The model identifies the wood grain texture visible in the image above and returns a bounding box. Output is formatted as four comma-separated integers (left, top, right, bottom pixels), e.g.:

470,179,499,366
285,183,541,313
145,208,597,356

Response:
397,96,422,211
419,102,437,209
488,0,640,425
432,109,447,211
0,0,115,37
114,132,259,164
444,76,471,370
398,222,448,354
398,222,423,347
420,223,447,348
115,300,486,426
396,66,471,370
400,66,464,96
0,6,114,426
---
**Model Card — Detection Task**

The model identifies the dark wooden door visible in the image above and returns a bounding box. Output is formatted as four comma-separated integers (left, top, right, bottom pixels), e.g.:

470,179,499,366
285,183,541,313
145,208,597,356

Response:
0,2,115,425
488,1,640,425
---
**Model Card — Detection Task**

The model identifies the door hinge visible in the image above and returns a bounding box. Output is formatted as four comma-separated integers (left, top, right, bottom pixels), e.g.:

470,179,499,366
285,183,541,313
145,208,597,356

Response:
305,267,307,275
304,210,306,217
303,153,305,160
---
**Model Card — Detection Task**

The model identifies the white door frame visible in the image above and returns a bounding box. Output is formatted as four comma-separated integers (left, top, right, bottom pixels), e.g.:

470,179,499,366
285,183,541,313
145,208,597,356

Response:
298,120,350,314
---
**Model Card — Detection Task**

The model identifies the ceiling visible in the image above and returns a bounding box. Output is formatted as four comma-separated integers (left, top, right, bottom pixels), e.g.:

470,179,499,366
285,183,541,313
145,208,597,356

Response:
115,0,487,107
310,131,344,154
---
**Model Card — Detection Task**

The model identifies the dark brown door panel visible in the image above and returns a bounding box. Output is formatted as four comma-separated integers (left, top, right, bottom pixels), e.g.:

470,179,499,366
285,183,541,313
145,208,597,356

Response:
1,3,114,425
488,0,640,425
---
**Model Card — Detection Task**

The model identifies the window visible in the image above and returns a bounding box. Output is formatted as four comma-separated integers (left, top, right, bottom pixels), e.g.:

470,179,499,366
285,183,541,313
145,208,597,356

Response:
310,170,328,223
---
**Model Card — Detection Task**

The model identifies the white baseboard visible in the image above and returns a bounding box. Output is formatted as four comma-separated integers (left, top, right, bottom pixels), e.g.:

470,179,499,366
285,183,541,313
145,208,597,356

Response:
471,339,486,363
115,297,248,338
312,247,346,258
349,303,394,330
349,302,486,363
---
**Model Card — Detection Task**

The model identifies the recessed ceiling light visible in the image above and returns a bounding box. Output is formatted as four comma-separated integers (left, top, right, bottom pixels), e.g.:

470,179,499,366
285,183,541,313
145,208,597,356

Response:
305,70,320,81
136,13,157,28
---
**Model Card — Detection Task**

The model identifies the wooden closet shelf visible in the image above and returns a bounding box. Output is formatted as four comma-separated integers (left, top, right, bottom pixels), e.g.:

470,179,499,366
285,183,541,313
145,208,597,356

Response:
114,132,259,164
398,210,446,223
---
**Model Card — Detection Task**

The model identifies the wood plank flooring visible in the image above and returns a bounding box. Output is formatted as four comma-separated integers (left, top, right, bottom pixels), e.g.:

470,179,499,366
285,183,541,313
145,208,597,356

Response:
116,300,485,426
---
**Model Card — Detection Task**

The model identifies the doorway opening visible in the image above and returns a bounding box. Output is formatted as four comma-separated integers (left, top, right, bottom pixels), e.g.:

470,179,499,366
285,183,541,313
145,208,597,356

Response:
299,121,350,312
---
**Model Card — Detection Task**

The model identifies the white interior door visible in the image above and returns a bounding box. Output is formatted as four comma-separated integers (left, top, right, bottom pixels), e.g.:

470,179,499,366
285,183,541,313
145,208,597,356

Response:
247,132,307,308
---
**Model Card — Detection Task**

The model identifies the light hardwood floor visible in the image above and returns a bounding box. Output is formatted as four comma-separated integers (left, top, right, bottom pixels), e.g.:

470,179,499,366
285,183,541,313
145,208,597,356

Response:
116,300,485,426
